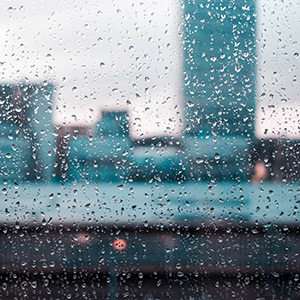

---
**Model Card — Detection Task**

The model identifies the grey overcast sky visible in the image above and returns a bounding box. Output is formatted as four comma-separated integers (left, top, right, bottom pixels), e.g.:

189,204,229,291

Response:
255,0,300,139
0,0,299,138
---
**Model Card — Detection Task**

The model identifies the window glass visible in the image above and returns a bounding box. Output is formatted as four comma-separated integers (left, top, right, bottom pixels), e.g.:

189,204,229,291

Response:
0,0,300,299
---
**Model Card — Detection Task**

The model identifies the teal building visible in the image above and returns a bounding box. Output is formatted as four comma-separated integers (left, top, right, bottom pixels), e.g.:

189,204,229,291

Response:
0,83,55,182
69,111,132,182
183,0,256,181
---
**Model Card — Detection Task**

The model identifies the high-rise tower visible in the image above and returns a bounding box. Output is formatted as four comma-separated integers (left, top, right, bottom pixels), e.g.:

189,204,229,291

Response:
183,0,256,181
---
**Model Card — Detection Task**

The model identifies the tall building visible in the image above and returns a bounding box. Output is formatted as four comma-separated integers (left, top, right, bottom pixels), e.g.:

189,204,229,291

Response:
183,0,256,181
0,83,55,181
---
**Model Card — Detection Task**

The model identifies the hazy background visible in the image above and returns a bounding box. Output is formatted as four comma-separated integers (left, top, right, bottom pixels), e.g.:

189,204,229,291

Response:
256,0,300,139
0,0,299,139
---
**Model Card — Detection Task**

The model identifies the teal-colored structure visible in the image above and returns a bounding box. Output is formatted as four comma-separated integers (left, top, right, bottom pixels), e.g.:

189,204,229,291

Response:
68,113,186,183
69,111,132,182
183,0,256,181
128,137,186,182
0,83,55,182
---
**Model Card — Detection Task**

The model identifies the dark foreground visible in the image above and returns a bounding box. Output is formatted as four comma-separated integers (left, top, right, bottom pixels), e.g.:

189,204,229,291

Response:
0,273,300,300
1,224,300,299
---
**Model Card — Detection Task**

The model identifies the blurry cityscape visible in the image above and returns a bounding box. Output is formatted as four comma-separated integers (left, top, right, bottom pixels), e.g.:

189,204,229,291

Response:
1,0,300,299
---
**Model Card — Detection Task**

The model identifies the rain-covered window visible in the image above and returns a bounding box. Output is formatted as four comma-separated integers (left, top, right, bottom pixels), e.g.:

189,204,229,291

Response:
1,0,300,299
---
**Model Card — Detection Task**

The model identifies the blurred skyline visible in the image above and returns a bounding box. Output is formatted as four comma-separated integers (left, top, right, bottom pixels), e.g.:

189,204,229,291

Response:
0,0,299,138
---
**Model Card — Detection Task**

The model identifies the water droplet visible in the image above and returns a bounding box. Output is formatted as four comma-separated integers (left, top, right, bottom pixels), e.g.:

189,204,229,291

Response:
196,158,203,164
187,101,194,108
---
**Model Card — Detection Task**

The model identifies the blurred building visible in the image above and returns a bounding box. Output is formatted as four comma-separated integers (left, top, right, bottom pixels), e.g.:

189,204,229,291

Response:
58,111,186,183
183,0,256,181
251,138,300,183
129,136,185,182
68,111,131,182
54,124,92,180
0,83,55,182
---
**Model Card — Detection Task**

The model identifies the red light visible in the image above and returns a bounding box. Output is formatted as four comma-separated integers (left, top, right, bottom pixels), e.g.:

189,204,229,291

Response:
113,239,127,251
74,233,90,244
